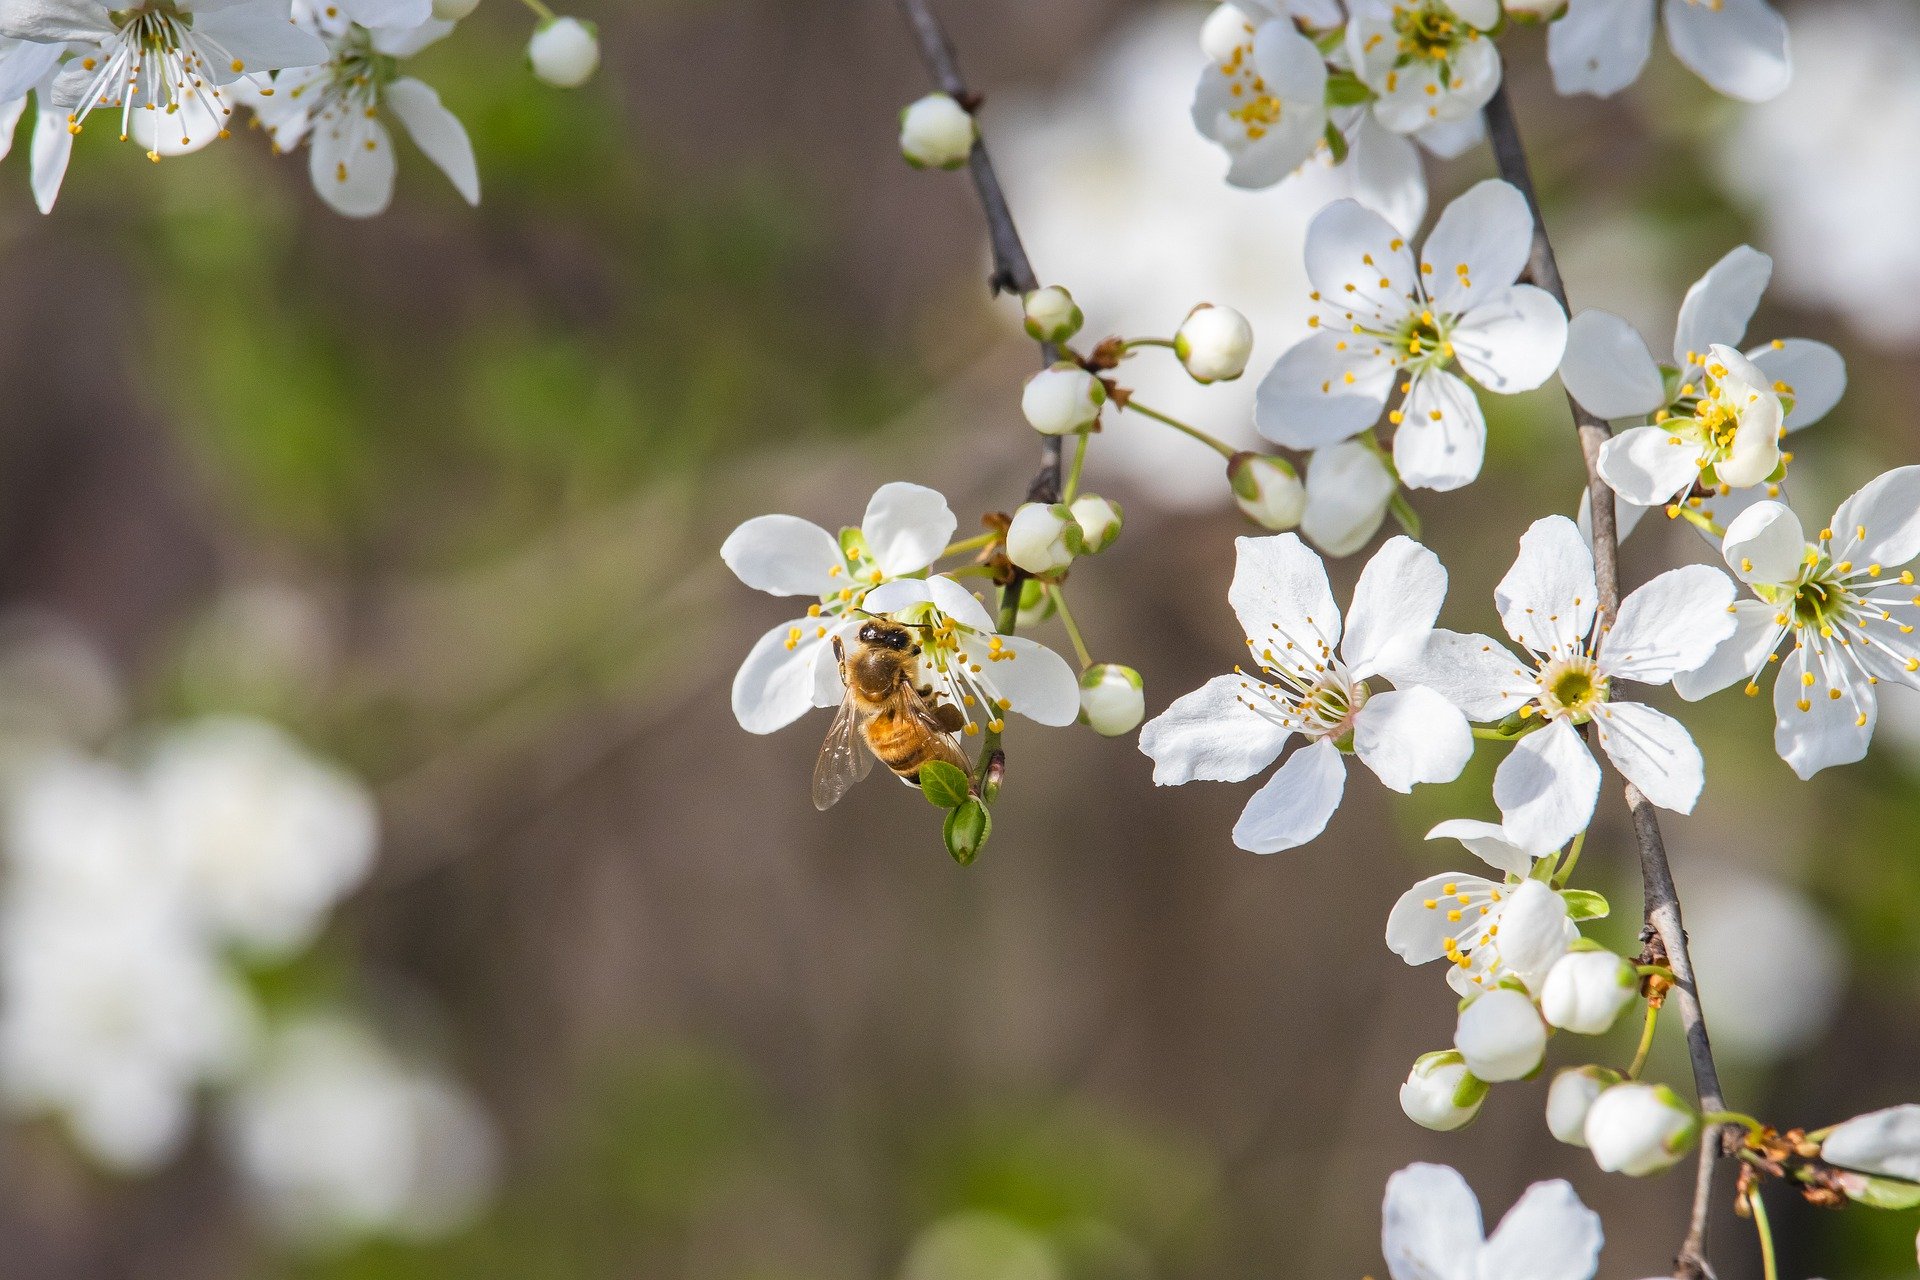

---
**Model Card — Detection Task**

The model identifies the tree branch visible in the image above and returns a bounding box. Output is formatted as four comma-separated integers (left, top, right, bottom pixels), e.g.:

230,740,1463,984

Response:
1483,82,1728,1280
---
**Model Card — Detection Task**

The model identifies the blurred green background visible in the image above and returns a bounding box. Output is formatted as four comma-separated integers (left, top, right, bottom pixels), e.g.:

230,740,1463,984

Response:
0,0,1917,1276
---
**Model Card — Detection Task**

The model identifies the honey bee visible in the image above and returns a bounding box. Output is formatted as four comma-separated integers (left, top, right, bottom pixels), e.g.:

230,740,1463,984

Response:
813,618,971,810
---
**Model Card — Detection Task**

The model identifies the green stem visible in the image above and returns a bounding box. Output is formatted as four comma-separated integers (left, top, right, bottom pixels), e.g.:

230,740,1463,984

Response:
1748,1187,1778,1280
1122,400,1238,460
940,531,999,560
1122,337,1176,353
1472,726,1521,741
1552,831,1584,888
1062,432,1089,504
1627,999,1659,1079
1049,585,1094,670
1669,504,1726,539
518,0,557,21
1388,489,1422,539
1703,1110,1767,1136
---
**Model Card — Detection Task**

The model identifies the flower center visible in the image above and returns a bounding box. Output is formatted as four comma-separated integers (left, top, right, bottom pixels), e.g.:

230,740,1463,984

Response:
1536,655,1607,721
1301,675,1367,741
1214,31,1284,142
1394,308,1452,366
70,2,244,154
1392,2,1471,64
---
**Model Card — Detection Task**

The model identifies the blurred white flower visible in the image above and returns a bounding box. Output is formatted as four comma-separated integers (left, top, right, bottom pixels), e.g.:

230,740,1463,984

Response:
1550,0,1788,103
146,717,378,958
225,1014,497,1244
900,1212,1061,1280
1681,864,1844,1065
1720,0,1920,349
1380,1163,1603,1280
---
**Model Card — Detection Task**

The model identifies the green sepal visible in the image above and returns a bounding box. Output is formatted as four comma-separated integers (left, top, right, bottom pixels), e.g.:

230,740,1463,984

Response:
1324,70,1373,108
1323,120,1349,164
918,760,970,810
944,798,991,864
1560,889,1610,921
1840,1175,1920,1211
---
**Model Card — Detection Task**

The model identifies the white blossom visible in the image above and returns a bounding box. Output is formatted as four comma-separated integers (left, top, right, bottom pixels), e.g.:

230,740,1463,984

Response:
1386,831,1576,996
1078,663,1145,737
1453,986,1547,1081
1021,362,1106,435
1300,438,1395,556
1021,285,1083,344
1068,494,1123,553
1227,453,1306,531
1004,502,1079,576
1548,0,1789,103
1546,1066,1621,1147
1674,469,1920,777
722,482,957,734
1139,534,1471,853
1346,0,1504,138
526,15,597,88
1539,948,1639,1035
1192,4,1327,190
1386,515,1736,853
1256,180,1568,491
1175,302,1254,383
1821,1105,1920,1184
1399,1050,1486,1132
898,91,974,170
1380,1163,1603,1280
1583,1082,1699,1176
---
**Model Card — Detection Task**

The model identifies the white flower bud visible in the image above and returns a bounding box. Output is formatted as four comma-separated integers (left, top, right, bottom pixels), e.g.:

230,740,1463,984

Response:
1584,1082,1700,1176
899,93,976,171
1399,1050,1487,1132
1068,495,1122,553
1453,987,1546,1083
434,0,480,18
1013,578,1054,630
1004,502,1080,575
1228,454,1305,531
1540,949,1639,1035
1021,363,1105,435
1546,1066,1622,1147
527,17,600,88
1078,664,1145,737
1023,286,1083,344
1174,304,1253,383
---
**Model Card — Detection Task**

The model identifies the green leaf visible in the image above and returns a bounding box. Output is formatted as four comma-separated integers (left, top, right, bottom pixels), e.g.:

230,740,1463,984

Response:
1325,71,1373,107
1322,120,1349,165
944,798,992,865
918,760,971,810
1561,889,1610,921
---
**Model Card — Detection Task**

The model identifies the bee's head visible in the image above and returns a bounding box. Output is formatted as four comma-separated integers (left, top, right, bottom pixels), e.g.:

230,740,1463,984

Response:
858,620,916,653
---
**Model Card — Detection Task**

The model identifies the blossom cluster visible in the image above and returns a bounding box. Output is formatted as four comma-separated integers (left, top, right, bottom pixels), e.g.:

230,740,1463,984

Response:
0,0,600,216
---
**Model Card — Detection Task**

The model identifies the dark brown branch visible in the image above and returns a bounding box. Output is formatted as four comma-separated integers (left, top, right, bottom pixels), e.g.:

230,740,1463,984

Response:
1484,82,1728,1280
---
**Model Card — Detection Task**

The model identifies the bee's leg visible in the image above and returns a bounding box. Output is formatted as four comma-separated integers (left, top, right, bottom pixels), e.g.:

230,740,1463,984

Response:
832,635,847,675
932,703,967,734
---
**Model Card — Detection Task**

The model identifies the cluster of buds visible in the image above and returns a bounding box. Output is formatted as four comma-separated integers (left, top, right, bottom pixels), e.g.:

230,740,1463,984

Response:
1003,494,1123,577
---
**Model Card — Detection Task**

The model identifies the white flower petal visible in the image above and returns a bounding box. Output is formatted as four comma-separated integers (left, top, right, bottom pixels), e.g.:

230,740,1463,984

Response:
308,112,396,218
1353,687,1472,793
28,83,69,214
385,76,478,206
1342,535,1447,678
1595,700,1705,813
1829,466,1920,570
1494,718,1600,855
1139,674,1293,784
1231,738,1346,853
1344,110,1427,237
1662,0,1790,103
1494,879,1575,993
1477,1180,1603,1280
0,93,21,161
1560,310,1666,419
1450,284,1568,394
1302,196,1419,326
860,481,956,576
1673,244,1772,365
1422,179,1535,312
1672,600,1784,701
1228,532,1342,653
1721,499,1805,584
0,0,112,43
1255,331,1396,448
1445,0,1499,27
195,0,330,75
1822,1105,1920,1182
1548,0,1656,97
1386,871,1502,965
1596,425,1706,508
1496,516,1598,658
1378,629,1534,723
1773,645,1875,779
1302,440,1397,557
370,14,453,56
1393,368,1486,492
1426,818,1534,877
958,634,1080,726
1601,563,1737,683
1412,112,1484,160
0,35,59,105
720,514,843,597
1749,339,1845,431
732,620,830,734
1381,1163,1484,1280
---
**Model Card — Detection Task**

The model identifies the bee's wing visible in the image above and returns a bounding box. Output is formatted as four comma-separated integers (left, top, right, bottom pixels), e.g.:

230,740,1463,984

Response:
900,681,969,772
812,690,875,811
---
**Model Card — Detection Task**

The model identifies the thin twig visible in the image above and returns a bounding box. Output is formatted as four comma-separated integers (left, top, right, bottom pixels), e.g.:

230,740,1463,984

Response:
1483,82,1727,1280
895,0,1067,790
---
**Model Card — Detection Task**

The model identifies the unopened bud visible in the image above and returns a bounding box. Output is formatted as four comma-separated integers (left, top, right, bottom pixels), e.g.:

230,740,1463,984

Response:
1023,286,1084,344
434,0,481,18
1004,502,1081,575
1228,453,1305,531
1584,1082,1699,1176
1540,949,1639,1035
1453,987,1546,1083
1399,1050,1488,1132
1546,1066,1622,1147
1021,362,1105,435
899,92,976,170
1174,304,1253,383
1078,663,1144,737
528,17,600,88
1069,494,1122,553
